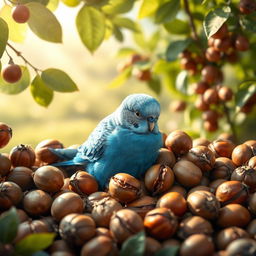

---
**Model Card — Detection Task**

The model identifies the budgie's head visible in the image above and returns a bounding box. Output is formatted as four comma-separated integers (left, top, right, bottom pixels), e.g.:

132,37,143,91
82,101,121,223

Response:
116,94,160,134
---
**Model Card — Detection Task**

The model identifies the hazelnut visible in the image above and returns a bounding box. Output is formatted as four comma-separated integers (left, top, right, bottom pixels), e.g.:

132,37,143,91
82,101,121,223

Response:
217,204,251,228
144,164,174,196
184,145,215,171
173,160,202,187
209,139,235,158
226,238,256,256
165,130,192,156
155,148,176,168
178,215,213,239
108,173,141,203
193,138,211,147
59,213,96,246
0,123,12,148
0,153,11,177
144,207,178,240
216,180,248,205
70,171,98,196
180,234,215,256
127,195,156,219
33,165,64,193
51,192,84,221
187,190,220,220
210,157,236,180
23,189,53,216
156,192,187,217
232,144,253,166
109,209,144,243
10,144,35,168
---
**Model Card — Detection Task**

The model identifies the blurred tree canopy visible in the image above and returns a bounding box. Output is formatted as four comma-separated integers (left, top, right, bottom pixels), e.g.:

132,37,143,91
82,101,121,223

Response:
1,0,256,141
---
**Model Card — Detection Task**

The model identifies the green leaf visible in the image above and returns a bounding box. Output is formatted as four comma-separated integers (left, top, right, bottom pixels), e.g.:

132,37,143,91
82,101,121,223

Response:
165,39,192,62
26,2,62,43
155,0,180,24
235,81,256,111
0,18,8,58
61,0,80,7
41,68,78,92
0,207,19,243
147,76,161,95
116,47,137,57
19,0,49,5
107,67,132,88
102,0,135,15
133,31,147,50
148,30,160,51
47,0,60,11
0,5,27,42
120,231,145,256
138,0,161,19
164,19,190,35
30,75,54,107
154,246,179,256
240,13,256,33
76,6,105,53
0,66,30,94
113,17,140,32
32,251,50,256
15,233,55,256
113,25,124,42
176,70,188,94
203,6,231,38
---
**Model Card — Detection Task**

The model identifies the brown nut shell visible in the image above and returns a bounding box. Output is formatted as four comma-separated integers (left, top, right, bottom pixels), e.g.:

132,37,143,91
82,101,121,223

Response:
187,190,220,219
165,130,192,156
59,213,96,246
156,192,187,217
173,160,202,187
217,204,251,228
143,207,178,240
110,209,144,243
51,192,84,221
10,144,35,168
33,165,64,193
144,164,174,196
108,173,141,203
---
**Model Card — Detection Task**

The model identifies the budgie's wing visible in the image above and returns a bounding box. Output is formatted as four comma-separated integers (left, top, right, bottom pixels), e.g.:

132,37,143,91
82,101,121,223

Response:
75,115,116,162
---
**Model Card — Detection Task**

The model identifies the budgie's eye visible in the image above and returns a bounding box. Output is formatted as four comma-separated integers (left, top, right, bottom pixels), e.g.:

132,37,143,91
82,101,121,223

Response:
135,111,141,117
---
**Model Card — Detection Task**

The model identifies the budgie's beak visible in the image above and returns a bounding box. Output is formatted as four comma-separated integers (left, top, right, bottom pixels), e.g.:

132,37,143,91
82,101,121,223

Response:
148,121,155,132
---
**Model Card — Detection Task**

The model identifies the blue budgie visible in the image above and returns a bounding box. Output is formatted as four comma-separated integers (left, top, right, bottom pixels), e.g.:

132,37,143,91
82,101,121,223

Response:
50,94,163,188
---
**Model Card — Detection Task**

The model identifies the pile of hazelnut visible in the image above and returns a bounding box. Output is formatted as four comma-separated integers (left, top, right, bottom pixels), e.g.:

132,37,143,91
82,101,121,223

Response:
1,122,256,256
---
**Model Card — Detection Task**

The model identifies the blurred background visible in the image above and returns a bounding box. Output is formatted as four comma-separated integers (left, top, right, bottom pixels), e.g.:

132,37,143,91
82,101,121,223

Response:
0,2,177,153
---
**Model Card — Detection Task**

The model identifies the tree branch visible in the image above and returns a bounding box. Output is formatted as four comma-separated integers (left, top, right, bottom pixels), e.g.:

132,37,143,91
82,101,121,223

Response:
183,0,200,43
6,42,42,74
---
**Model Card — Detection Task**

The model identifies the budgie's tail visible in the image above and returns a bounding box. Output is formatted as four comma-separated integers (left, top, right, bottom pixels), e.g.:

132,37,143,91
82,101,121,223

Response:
49,148,88,167
49,148,78,160
51,159,85,167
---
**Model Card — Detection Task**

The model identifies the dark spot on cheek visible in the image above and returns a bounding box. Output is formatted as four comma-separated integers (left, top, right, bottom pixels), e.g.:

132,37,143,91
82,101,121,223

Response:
134,123,138,128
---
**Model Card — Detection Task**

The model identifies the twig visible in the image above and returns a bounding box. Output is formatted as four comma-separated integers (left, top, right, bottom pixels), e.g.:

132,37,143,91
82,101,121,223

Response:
6,42,42,74
183,0,200,43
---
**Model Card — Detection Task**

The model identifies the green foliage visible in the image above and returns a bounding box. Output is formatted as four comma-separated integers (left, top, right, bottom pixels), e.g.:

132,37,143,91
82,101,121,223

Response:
120,231,145,256
30,75,54,107
166,39,192,62
235,81,256,110
41,68,78,92
15,233,56,256
0,207,19,244
0,18,8,58
240,13,256,33
26,2,62,43
76,5,106,53
155,0,180,24
107,67,132,88
203,6,231,38
154,246,179,256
